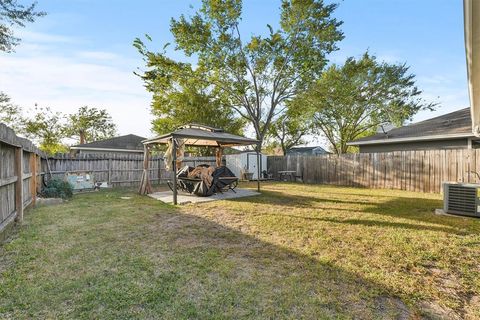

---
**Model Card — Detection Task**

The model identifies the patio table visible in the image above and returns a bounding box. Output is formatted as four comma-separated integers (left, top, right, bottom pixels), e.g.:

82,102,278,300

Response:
278,170,297,181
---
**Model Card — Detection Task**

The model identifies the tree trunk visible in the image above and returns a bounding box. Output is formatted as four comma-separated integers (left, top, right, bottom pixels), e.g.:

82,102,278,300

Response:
255,130,264,152
281,142,287,156
79,129,86,144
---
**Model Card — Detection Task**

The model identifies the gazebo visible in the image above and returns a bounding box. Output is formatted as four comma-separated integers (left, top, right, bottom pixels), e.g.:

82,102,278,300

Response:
139,124,261,204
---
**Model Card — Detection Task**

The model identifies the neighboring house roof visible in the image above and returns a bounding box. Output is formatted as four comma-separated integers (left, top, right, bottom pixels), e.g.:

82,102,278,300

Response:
287,146,329,154
70,134,146,152
348,108,473,146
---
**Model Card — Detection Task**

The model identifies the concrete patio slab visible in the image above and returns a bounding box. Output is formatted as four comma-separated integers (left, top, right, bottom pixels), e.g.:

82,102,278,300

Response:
434,208,467,218
148,188,260,205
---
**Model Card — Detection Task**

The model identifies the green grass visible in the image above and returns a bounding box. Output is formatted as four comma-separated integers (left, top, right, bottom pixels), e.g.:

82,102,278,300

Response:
1,183,479,319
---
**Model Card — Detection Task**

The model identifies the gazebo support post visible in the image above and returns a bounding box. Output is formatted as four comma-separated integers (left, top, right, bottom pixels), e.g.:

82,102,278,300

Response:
139,144,152,195
215,146,223,167
139,125,261,200
256,143,261,192
172,138,178,205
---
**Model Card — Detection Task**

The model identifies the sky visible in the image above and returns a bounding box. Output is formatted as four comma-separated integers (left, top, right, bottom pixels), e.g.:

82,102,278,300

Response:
0,0,469,146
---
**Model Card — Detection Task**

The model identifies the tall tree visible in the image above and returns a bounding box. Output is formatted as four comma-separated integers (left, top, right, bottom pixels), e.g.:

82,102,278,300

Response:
134,0,343,148
267,109,311,155
0,92,23,131
152,76,245,156
0,0,46,52
138,58,245,136
1,1,46,131
65,106,117,144
23,106,68,154
303,53,436,154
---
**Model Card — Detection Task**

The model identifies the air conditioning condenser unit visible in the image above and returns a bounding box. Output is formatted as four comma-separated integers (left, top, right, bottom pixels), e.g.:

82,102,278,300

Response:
443,183,480,217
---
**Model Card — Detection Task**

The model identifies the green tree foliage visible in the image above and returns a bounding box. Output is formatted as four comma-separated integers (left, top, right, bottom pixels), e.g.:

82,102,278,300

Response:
0,92,23,131
1,1,45,136
134,0,343,148
147,66,245,136
65,106,117,144
267,108,312,155
23,106,68,154
0,0,46,52
303,53,437,154
4,104,118,154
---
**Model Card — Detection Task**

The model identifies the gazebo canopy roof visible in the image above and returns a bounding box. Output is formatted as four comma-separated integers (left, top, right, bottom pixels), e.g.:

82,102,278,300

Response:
142,124,259,147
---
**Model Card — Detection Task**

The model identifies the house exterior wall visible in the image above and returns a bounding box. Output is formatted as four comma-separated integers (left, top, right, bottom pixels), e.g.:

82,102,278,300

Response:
358,138,470,153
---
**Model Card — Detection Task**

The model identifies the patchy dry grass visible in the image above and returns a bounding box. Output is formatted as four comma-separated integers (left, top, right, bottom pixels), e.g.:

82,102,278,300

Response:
1,183,479,319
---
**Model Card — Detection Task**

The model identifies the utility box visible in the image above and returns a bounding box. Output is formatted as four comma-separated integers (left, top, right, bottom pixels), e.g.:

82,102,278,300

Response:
225,152,267,180
65,171,95,192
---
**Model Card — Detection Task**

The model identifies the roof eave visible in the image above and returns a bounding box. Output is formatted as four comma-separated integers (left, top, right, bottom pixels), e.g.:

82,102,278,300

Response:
347,133,474,146
70,147,144,153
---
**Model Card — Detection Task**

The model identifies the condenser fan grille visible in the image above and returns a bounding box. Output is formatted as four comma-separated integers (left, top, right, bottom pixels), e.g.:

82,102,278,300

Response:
446,185,476,215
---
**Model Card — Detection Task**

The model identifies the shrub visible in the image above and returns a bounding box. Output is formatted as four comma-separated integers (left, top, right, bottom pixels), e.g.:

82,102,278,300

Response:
41,179,73,199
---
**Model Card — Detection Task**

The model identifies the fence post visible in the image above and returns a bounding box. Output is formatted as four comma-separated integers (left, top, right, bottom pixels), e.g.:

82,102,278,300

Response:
14,147,24,222
108,158,112,185
158,157,162,185
37,156,43,194
30,153,37,206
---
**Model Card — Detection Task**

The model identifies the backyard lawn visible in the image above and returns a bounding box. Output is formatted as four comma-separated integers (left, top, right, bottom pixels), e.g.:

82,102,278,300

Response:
0,183,479,319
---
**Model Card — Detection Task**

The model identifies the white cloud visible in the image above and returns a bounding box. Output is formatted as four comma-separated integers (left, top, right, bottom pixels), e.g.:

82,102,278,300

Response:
376,53,402,64
413,69,469,123
1,28,470,145
0,31,154,138
77,51,121,61
18,30,75,44
417,75,452,85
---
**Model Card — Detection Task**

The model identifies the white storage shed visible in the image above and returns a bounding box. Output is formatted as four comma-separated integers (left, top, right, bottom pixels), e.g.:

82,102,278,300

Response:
226,152,267,180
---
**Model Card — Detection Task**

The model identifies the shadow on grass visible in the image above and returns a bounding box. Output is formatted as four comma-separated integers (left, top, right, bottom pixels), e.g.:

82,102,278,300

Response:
266,213,466,235
229,189,478,236
145,201,416,319
0,189,420,319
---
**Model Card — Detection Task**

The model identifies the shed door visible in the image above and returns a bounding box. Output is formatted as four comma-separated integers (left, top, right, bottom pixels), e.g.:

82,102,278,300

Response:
247,153,262,179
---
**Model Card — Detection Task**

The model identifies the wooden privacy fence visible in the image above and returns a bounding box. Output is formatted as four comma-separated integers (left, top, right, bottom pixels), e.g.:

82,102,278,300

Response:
0,120,218,236
0,123,45,237
268,149,480,193
47,154,218,187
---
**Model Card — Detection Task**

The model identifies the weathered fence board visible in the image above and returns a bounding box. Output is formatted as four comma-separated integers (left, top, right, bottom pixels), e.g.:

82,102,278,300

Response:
1,121,219,237
0,123,45,238
46,154,218,188
268,149,480,193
